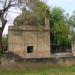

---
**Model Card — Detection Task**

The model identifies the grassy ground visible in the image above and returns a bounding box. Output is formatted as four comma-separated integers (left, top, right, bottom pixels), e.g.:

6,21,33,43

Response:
0,65,75,75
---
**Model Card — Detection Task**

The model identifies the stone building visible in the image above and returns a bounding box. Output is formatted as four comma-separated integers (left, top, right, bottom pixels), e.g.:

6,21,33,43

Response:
8,18,51,58
72,41,75,56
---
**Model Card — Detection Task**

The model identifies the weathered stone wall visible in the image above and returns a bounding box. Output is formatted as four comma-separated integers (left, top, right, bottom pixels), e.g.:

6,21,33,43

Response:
72,43,75,56
15,56,75,66
3,52,75,67
8,25,50,58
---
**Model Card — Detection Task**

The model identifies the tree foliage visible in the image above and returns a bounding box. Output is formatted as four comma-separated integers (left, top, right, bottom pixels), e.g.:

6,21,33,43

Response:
69,11,75,27
69,11,75,42
50,7,71,52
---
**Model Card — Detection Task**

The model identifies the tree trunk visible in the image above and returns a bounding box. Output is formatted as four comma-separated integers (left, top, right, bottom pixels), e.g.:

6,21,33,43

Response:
0,34,2,54
0,19,7,55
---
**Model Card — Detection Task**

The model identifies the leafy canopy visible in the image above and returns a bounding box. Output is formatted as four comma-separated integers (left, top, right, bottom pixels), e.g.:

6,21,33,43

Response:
14,1,50,26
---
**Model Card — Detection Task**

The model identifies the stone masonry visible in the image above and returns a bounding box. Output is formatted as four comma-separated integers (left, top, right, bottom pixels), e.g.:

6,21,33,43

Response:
8,18,51,58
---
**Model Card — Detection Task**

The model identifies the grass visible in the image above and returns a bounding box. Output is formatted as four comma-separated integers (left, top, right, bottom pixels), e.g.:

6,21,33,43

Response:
0,66,75,75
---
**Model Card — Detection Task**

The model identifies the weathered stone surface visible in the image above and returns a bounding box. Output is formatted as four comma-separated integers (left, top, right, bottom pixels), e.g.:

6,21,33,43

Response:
8,24,50,58
72,43,75,56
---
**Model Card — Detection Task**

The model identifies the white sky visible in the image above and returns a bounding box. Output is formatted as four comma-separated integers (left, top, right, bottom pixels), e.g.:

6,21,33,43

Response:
46,0,75,15
3,7,21,34
3,0,75,34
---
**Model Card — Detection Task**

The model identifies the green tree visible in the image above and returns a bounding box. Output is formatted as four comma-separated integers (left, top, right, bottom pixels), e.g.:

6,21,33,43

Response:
69,11,75,43
33,1,49,25
50,7,71,52
69,11,75,27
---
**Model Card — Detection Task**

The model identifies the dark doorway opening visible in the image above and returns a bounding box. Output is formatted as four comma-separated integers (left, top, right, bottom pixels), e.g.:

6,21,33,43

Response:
27,46,33,53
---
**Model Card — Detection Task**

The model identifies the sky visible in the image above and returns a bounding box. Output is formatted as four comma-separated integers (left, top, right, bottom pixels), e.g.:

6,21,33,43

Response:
46,0,75,15
3,0,75,34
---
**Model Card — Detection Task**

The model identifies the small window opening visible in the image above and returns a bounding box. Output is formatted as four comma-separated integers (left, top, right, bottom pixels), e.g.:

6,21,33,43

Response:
27,46,33,53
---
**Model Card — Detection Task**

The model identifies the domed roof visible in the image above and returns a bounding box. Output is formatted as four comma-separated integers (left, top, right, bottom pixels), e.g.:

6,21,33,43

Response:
14,11,44,26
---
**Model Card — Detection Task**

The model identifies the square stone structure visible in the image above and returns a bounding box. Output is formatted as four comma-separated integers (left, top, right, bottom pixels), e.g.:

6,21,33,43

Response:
8,23,50,58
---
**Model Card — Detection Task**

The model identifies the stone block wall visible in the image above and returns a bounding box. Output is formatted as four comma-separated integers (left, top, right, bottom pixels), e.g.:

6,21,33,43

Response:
8,25,50,58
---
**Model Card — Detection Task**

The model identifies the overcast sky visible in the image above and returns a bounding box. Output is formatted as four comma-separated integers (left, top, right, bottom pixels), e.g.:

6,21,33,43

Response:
3,0,75,34
46,0,75,14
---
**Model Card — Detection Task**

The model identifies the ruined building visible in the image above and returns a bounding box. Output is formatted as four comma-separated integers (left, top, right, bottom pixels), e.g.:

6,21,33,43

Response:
8,15,51,58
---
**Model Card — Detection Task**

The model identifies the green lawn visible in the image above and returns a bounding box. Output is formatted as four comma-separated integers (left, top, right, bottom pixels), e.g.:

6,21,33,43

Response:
0,66,75,75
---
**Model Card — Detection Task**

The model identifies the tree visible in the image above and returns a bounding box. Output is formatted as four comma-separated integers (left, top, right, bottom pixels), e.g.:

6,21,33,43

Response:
69,11,75,43
32,1,50,25
50,7,71,52
69,11,75,27
2,35,8,52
